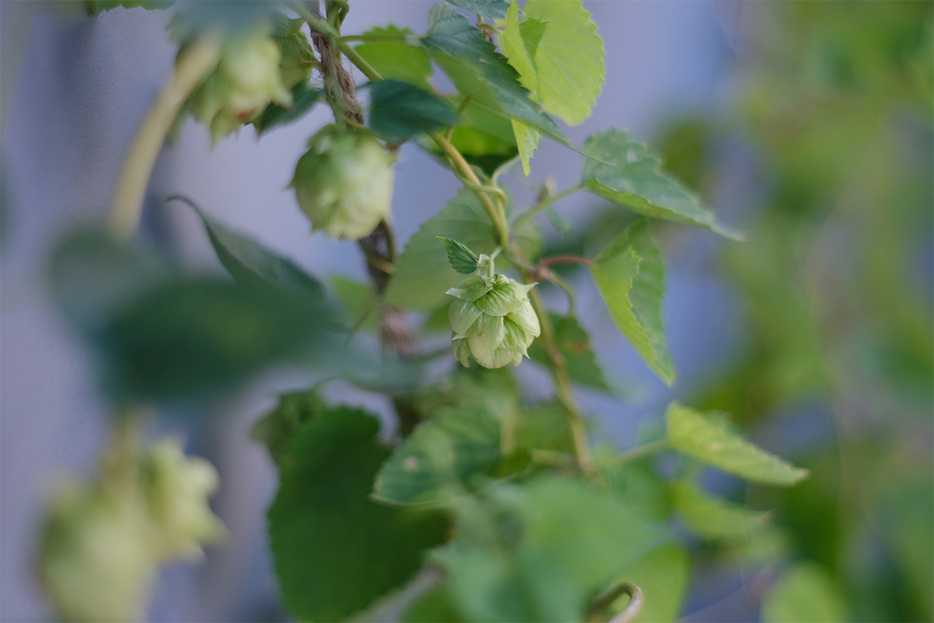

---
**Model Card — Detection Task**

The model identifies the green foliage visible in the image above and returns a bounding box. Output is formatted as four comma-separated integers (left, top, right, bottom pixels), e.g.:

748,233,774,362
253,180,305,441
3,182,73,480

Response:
503,0,605,126
590,219,674,385
386,188,539,309
436,236,481,275
672,481,770,541
528,314,612,391
254,83,324,134
666,403,808,485
607,544,688,623
421,4,569,148
175,196,327,303
268,407,449,621
373,406,502,505
368,80,458,143
355,26,433,91
445,0,509,20
762,563,847,623
581,129,738,238
249,388,326,467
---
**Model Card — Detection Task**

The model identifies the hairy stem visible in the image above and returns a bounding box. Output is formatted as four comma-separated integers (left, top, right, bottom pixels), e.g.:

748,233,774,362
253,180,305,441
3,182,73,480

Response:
108,33,221,241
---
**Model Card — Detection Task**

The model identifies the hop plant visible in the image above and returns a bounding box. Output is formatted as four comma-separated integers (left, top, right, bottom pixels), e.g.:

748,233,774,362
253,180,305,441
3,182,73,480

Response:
291,125,395,240
183,26,293,142
446,254,541,369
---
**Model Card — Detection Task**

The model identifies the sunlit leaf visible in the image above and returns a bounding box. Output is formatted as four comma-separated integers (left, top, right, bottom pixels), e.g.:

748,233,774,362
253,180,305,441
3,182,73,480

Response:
672,481,771,541
355,26,433,92
590,218,674,385
581,129,739,238
666,403,809,486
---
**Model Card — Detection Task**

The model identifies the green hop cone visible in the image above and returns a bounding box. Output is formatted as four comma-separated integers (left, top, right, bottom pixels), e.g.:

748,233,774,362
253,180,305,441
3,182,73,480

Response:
291,125,395,240
139,439,226,561
184,27,293,142
39,485,156,623
447,272,541,368
271,15,314,90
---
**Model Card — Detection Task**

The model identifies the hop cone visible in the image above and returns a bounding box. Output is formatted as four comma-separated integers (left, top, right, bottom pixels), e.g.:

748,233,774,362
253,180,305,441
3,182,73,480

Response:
291,125,395,240
447,273,541,368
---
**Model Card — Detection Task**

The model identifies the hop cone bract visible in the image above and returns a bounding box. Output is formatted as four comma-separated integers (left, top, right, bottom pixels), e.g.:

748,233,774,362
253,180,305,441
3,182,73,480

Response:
447,273,541,368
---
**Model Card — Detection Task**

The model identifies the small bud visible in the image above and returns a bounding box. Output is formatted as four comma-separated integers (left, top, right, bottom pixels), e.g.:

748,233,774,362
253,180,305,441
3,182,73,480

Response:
271,15,314,91
291,125,395,240
446,273,541,369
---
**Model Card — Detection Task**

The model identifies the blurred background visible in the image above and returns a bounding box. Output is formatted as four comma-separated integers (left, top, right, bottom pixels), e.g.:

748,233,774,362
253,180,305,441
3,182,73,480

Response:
1,1,931,621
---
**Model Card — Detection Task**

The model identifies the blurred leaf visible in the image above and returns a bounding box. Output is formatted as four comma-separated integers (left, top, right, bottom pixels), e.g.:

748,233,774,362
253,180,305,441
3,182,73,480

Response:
434,476,659,622
330,275,378,331
516,404,574,454
402,586,466,623
173,196,327,303
86,0,172,14
666,403,809,486
601,456,672,524
253,83,325,134
590,219,674,385
386,188,540,310
250,388,325,467
268,407,449,622
355,26,433,92
437,236,480,275
369,81,458,143
581,129,738,238
672,481,770,541
528,314,612,392
47,227,170,339
607,544,688,623
508,0,605,126
374,406,502,505
511,119,541,176
421,4,570,148
445,0,508,20
762,562,847,623
100,277,332,401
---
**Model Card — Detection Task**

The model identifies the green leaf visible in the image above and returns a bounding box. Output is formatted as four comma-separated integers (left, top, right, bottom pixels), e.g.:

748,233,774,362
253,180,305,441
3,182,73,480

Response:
369,80,458,143
172,196,327,303
516,404,574,454
330,275,378,332
373,406,502,505
581,129,739,238
434,476,659,622
672,481,770,541
516,477,659,594
445,0,509,20
386,188,540,310
436,236,481,275
590,218,674,385
606,544,688,623
511,119,541,176
443,97,520,175
601,456,672,524
250,388,326,468
762,563,847,623
665,403,809,486
421,4,569,148
355,26,433,92
253,82,325,134
47,227,170,339
504,0,605,126
100,277,333,401
268,407,449,622
528,314,612,391
402,586,467,623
